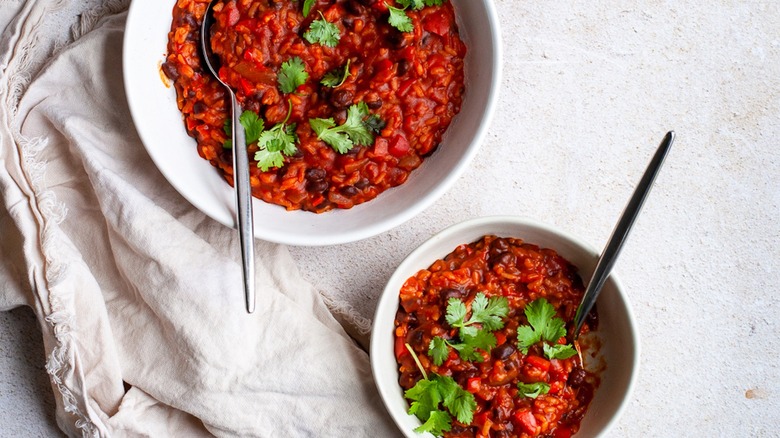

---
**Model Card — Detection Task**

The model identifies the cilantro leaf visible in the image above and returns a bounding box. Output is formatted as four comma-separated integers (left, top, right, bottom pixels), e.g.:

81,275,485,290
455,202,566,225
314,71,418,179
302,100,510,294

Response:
397,0,425,9
302,0,315,17
431,293,507,365
445,297,467,327
241,110,264,144
470,293,509,331
252,101,298,171
406,378,442,419
517,381,550,399
437,375,476,425
423,0,444,5
321,59,351,88
309,102,374,153
387,4,413,32
517,298,575,356
278,57,308,94
428,337,449,366
223,110,265,149
304,12,341,47
462,328,497,352
405,374,475,435
543,343,578,360
416,410,452,435
364,114,385,134
516,325,539,353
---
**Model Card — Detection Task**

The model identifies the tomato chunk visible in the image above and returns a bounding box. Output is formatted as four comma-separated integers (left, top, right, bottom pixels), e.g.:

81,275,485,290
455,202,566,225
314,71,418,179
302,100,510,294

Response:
513,409,538,436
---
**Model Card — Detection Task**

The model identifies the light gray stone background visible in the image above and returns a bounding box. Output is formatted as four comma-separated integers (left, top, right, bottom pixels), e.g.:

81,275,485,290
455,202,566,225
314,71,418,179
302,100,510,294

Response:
2,0,778,436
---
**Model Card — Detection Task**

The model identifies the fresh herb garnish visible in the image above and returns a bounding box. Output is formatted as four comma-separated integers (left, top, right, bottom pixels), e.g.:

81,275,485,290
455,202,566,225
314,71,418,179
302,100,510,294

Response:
222,110,265,149
278,57,308,94
404,344,477,436
321,59,351,88
428,293,509,365
516,381,550,399
543,343,578,360
516,298,578,360
387,0,445,32
254,100,298,171
363,113,385,134
302,0,315,17
386,3,413,32
309,102,375,153
304,12,340,47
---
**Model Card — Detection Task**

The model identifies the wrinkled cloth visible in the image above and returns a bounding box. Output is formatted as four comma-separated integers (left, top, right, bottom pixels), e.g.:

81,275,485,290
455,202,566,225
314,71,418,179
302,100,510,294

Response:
0,1,396,436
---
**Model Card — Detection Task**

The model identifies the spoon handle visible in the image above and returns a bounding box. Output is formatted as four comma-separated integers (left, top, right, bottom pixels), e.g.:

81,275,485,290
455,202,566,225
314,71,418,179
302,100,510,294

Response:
573,131,675,337
230,92,256,313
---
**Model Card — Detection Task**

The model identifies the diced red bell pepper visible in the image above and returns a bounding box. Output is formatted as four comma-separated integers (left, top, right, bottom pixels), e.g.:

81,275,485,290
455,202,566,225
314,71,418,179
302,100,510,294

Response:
466,377,481,394
513,409,538,436
394,335,408,360
389,134,410,157
526,355,551,372
422,9,451,37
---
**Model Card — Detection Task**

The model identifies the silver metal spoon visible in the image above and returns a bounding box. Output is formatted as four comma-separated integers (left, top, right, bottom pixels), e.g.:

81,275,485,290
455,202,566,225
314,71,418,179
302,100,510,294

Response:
572,131,675,340
201,1,256,313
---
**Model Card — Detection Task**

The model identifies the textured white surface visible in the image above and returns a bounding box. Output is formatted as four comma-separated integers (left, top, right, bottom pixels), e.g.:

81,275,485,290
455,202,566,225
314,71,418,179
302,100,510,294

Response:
1,0,779,436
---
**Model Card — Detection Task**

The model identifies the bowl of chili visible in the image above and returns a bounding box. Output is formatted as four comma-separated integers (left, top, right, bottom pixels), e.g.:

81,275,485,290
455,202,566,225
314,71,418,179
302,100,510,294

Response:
123,0,501,245
370,216,639,437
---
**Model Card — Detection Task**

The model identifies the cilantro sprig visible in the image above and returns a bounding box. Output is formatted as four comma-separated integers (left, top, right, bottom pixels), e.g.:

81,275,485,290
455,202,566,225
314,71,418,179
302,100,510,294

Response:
222,105,299,171
321,60,351,88
387,0,446,32
516,298,578,360
304,12,340,47
428,293,509,366
404,344,476,436
278,57,308,94
309,102,376,153
254,101,298,171
516,381,550,399
387,4,413,32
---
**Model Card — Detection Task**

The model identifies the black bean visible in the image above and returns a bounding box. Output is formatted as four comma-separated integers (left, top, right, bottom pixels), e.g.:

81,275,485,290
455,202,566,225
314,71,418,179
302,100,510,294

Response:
440,287,467,305
306,180,329,193
491,343,515,360
305,167,327,182
344,0,366,15
354,178,370,189
366,97,383,110
192,102,206,115
161,62,180,80
568,367,588,388
406,328,425,350
330,89,354,109
489,252,516,269
340,185,359,197
396,59,409,76
387,31,408,49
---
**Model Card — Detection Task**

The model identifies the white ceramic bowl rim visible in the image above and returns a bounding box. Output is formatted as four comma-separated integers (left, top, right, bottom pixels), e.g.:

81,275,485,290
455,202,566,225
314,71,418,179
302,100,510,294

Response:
370,215,640,437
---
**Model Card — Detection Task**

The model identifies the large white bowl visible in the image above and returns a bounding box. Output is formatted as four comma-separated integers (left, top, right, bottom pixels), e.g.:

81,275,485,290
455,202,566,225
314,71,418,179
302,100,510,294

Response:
370,216,639,437
122,0,501,246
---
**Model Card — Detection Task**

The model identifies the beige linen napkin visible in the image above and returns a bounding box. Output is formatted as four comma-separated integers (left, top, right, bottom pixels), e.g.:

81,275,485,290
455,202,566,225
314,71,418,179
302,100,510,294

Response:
0,1,396,436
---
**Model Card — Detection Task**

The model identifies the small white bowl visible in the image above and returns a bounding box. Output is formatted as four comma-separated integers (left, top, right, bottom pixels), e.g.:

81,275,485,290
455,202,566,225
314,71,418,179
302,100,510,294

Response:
370,216,639,437
123,0,502,246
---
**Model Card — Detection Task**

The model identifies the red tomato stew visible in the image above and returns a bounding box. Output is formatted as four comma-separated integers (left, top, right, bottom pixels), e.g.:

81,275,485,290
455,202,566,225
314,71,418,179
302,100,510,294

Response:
162,0,466,212
394,235,600,437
